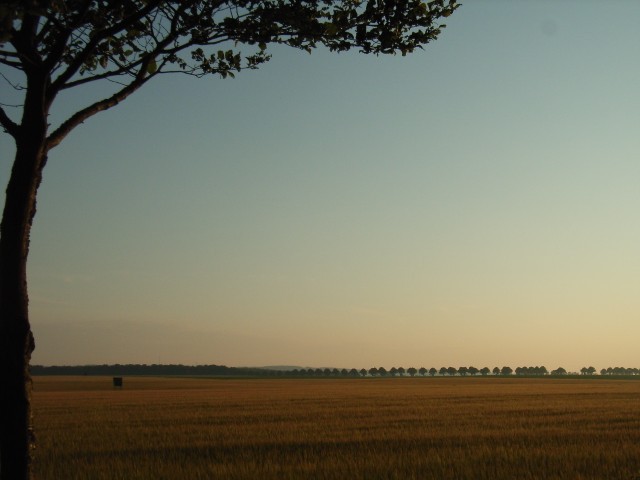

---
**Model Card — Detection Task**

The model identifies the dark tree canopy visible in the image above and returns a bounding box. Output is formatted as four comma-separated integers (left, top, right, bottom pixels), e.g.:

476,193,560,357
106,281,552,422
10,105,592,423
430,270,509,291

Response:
1,0,458,148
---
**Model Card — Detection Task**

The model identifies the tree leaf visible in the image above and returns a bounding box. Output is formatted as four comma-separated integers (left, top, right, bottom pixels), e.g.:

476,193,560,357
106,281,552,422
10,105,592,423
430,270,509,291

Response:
146,58,157,74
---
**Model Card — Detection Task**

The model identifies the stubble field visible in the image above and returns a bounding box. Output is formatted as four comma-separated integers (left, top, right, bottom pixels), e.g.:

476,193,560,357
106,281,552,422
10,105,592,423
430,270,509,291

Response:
32,376,640,479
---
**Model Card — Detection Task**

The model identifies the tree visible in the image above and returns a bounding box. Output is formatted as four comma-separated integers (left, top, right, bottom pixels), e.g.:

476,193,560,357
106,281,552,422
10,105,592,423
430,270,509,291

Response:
359,368,367,377
0,1,459,477
551,367,567,376
368,367,379,377
439,366,448,376
500,366,512,376
468,366,478,376
389,366,398,377
407,367,417,377
378,366,388,377
428,367,437,377
447,366,457,376
397,366,405,376
418,367,427,377
480,367,490,376
457,366,467,376
492,367,500,376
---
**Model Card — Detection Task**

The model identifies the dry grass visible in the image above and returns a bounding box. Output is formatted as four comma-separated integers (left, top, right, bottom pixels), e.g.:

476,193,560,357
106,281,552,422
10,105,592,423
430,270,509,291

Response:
32,376,640,479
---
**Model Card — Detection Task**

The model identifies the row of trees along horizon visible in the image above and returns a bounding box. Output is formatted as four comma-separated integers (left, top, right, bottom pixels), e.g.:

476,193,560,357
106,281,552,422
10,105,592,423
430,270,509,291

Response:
30,364,640,377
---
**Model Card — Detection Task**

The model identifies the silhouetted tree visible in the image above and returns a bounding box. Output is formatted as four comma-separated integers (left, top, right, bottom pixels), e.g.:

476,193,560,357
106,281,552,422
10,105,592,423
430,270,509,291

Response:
369,367,379,377
500,366,513,376
429,367,437,377
378,367,388,377
359,368,367,377
418,367,427,377
439,367,448,376
407,367,417,377
468,366,479,376
389,367,398,377
492,367,500,376
480,367,490,376
398,367,405,376
587,366,596,375
0,2,459,477
447,366,457,376
457,366,468,376
551,367,567,376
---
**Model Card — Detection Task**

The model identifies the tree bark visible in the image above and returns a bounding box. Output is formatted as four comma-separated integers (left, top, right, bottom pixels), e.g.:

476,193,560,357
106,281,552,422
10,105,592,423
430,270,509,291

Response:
0,75,49,480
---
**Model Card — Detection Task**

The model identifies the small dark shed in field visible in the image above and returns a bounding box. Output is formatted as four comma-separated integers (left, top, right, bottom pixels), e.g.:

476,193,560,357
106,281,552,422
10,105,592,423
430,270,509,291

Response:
112,377,123,388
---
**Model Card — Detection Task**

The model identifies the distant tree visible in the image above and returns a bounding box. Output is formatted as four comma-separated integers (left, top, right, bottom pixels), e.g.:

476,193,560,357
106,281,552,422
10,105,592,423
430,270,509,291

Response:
368,367,378,377
429,367,438,377
600,368,608,376
492,367,500,376
447,366,457,376
340,368,348,376
389,367,398,377
500,366,513,376
480,367,490,376
457,366,468,376
407,367,417,377
418,367,427,377
586,366,596,375
349,368,359,377
551,367,567,376
468,366,479,376
378,367,388,377
439,367,448,376
580,367,588,375
359,368,368,377
0,1,460,477
398,367,405,376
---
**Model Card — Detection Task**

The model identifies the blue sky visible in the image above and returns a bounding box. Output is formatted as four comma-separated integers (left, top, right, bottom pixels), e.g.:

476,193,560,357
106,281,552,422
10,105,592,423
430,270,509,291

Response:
2,0,639,370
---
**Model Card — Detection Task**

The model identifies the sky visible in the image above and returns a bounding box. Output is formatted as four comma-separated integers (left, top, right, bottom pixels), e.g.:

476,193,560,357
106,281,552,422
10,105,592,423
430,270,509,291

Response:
1,0,639,372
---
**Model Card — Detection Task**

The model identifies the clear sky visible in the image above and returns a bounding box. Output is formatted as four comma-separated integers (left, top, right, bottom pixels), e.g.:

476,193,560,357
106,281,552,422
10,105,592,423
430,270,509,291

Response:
2,0,639,371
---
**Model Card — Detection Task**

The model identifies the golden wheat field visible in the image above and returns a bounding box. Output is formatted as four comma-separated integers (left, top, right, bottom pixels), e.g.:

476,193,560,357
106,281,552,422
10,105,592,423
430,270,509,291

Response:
32,376,640,480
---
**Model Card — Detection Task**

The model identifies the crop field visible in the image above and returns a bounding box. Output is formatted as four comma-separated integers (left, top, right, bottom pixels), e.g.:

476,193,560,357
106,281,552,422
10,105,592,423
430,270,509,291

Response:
32,376,640,479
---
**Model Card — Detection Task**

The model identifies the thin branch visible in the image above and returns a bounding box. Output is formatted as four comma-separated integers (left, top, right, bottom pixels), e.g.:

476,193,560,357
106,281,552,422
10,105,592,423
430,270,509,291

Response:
0,72,25,91
0,105,20,138
0,58,24,69
46,58,157,151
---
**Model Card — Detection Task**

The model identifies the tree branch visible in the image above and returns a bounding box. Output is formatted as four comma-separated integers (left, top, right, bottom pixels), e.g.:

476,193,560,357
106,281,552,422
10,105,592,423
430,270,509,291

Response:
50,0,165,92
46,60,156,151
0,105,20,138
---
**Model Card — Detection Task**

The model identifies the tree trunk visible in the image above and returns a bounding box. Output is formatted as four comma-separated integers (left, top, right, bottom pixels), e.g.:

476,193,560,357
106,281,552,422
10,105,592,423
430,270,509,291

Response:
0,101,48,480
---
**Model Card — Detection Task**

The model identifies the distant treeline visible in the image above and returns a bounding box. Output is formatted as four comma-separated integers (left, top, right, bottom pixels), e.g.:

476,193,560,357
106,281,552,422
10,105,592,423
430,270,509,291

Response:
30,364,273,376
31,364,640,377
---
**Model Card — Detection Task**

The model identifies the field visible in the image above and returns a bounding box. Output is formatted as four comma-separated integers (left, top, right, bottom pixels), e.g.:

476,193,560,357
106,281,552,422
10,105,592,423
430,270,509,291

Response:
32,376,640,479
